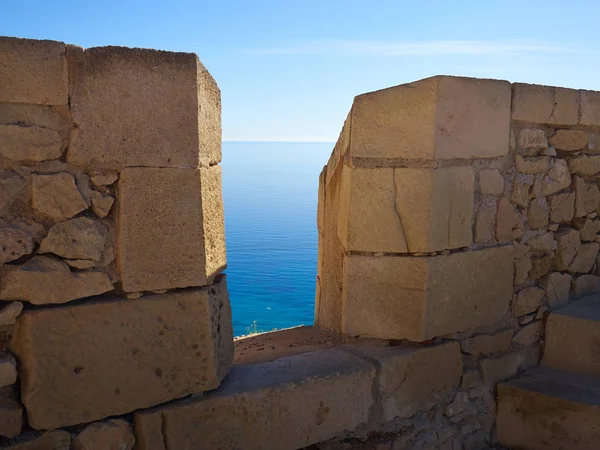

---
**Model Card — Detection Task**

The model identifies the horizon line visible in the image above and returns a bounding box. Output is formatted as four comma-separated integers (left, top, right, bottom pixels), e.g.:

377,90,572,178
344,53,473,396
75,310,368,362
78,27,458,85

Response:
223,138,336,143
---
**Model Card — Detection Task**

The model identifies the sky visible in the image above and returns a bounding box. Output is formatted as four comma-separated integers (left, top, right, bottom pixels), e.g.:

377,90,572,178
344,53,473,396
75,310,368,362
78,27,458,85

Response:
3,1,599,142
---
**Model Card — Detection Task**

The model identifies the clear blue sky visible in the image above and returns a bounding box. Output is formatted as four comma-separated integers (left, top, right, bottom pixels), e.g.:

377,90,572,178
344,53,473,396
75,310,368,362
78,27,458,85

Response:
3,1,599,142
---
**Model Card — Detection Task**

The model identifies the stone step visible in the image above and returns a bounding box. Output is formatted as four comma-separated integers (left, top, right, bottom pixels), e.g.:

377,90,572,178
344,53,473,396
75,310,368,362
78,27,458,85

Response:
543,294,600,377
497,367,600,450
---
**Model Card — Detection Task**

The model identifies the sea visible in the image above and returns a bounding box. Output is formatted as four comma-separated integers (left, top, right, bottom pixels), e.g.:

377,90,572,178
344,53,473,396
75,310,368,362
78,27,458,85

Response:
221,142,333,336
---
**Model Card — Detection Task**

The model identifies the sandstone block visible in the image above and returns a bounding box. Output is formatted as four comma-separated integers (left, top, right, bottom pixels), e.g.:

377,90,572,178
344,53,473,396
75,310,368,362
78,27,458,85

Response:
515,155,549,174
574,176,600,217
580,89,600,127
0,354,17,388
90,172,118,187
512,83,579,125
510,175,533,207
479,348,539,386
541,272,571,308
0,398,23,438
3,430,71,449
568,155,600,176
573,275,600,298
549,192,575,223
549,129,589,152
69,46,221,169
134,348,374,450
31,173,88,220
513,321,543,346
529,253,554,280
514,253,532,286
0,37,68,105
40,217,107,261
73,419,135,450
518,128,547,150
0,302,23,326
475,200,496,243
349,76,510,160
496,198,524,241
527,197,549,229
574,218,600,241
0,256,113,305
553,228,581,270
568,242,599,274
512,287,545,316
0,172,24,214
118,167,226,292
527,232,554,253
479,169,504,196
497,368,600,450
0,125,63,162
460,330,513,355
10,278,233,430
0,226,34,265
341,246,513,341
542,159,570,195
358,342,462,420
90,191,114,218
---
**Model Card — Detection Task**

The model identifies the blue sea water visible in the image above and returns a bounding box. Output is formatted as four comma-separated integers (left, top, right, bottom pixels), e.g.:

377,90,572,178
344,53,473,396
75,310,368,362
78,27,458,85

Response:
221,142,333,336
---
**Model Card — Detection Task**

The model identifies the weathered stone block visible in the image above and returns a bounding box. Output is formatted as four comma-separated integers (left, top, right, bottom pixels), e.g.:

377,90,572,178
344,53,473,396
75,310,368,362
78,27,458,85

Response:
568,155,600,176
541,272,571,308
134,349,374,450
0,125,63,162
117,167,226,292
518,128,547,150
341,246,513,341
338,166,474,253
40,217,107,261
573,275,600,298
3,430,71,449
512,83,579,125
512,287,544,317
479,348,539,386
580,89,600,127
69,46,221,169
10,278,233,430
349,76,510,160
73,419,135,450
0,398,22,438
357,342,462,420
461,330,513,355
497,368,600,450
479,169,504,196
31,172,89,220
549,129,589,152
0,37,68,105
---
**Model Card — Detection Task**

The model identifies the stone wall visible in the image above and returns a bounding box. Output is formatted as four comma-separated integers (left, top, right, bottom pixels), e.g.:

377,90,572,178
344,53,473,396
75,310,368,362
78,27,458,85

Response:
314,76,600,449
0,37,232,447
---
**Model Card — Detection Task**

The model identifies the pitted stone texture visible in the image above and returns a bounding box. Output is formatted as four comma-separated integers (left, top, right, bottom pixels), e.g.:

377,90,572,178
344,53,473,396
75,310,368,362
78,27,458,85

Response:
541,272,571,308
573,275,600,299
542,159,571,195
134,348,374,450
118,167,226,292
338,166,474,253
496,198,524,241
513,321,543,346
0,226,34,265
527,197,549,229
574,218,600,241
498,368,600,450
0,37,68,105
0,125,63,162
568,155,600,176
461,330,513,355
0,256,113,305
357,343,462,420
0,398,23,438
349,76,510,160
568,243,600,274
10,277,233,430
90,172,118,187
341,246,513,341
512,83,579,125
0,172,24,213
475,200,496,243
554,228,581,270
40,217,107,261
89,191,114,218
32,173,88,220
73,419,135,450
518,129,548,150
515,155,549,174
549,129,589,152
574,176,600,218
549,192,575,223
580,89,600,127
3,430,71,449
479,348,539,386
69,46,221,169
479,169,504,196
512,287,545,317
527,232,554,253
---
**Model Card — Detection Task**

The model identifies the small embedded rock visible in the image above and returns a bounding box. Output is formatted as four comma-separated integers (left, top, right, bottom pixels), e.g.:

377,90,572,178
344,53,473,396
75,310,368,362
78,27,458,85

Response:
0,354,17,388
572,275,600,299
568,242,600,274
32,172,89,220
126,292,143,300
515,155,549,174
514,256,532,285
573,218,600,241
475,201,496,243
90,172,119,187
574,176,600,218
0,226,34,265
4,430,71,449
518,129,548,151
460,371,478,391
445,392,471,417
510,175,534,207
527,197,549,229
527,232,555,253
549,192,575,223
549,129,589,151
541,272,571,308
90,191,115,218
479,169,504,196
553,228,581,270
461,329,513,355
512,287,545,316
0,398,23,439
0,302,23,326
0,124,62,162
0,256,113,305
513,322,543,346
72,419,135,450
65,259,96,269
529,253,554,280
40,217,107,261
568,155,600,176
496,198,524,241
0,172,24,213
542,159,571,195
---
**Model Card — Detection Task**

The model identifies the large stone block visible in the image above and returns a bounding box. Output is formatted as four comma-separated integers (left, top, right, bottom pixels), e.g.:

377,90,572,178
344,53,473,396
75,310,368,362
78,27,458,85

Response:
134,349,374,450
355,342,462,420
338,165,474,253
512,83,579,125
117,166,226,292
497,367,600,450
69,46,221,169
0,37,68,105
349,76,511,160
10,277,233,430
341,246,513,341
